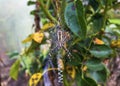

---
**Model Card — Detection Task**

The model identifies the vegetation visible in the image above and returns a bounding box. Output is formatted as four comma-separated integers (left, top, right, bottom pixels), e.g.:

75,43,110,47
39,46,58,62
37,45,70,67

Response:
9,0,120,86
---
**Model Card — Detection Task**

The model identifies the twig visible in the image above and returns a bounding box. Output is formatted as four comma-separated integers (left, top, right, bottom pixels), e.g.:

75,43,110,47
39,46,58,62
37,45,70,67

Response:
38,0,58,23
103,0,109,29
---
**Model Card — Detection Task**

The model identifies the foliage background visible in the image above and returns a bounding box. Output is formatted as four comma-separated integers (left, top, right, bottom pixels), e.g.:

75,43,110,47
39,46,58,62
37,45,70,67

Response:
0,0,120,86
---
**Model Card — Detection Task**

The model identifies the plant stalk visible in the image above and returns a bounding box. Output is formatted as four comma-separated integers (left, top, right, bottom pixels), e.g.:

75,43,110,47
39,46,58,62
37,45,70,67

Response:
103,0,109,29
38,0,58,23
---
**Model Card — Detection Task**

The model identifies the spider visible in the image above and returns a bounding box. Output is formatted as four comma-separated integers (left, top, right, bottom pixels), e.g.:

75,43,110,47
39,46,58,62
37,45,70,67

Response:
47,26,72,84
50,26,72,60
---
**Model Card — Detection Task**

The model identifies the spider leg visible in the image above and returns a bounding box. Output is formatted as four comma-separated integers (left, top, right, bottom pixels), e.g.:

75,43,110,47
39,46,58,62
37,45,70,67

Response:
62,46,73,61
62,36,67,43
51,40,60,51
51,46,57,52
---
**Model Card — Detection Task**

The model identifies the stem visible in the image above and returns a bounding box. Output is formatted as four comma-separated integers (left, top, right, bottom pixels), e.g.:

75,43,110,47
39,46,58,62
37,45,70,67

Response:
46,0,51,9
84,37,93,60
87,38,93,50
38,0,58,23
60,0,66,27
81,65,84,79
51,0,57,17
34,1,41,52
55,0,61,18
103,0,109,29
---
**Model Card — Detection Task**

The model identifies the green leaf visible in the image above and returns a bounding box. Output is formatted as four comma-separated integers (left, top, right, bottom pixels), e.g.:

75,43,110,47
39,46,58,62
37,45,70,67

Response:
7,51,19,59
89,71,106,83
92,14,103,33
25,40,40,54
105,25,120,37
113,28,120,37
89,0,99,11
102,36,111,46
10,59,20,80
75,0,87,39
86,59,104,71
88,66,109,83
78,38,92,48
82,77,98,86
67,52,82,66
75,71,97,86
109,19,120,25
27,1,36,6
30,10,37,15
75,71,82,86
90,45,113,58
64,2,82,38
21,54,33,69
